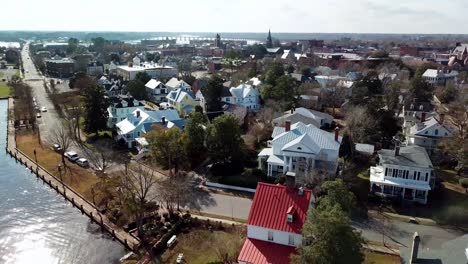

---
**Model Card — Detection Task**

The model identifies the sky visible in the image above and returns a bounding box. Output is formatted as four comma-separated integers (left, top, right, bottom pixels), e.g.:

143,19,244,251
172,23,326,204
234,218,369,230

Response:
2,0,467,34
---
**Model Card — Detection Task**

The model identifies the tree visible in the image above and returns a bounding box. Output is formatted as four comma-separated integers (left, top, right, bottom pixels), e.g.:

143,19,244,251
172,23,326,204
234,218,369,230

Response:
261,75,298,110
339,132,354,163
91,37,106,52
146,127,187,175
82,85,110,135
48,124,73,166
157,171,193,213
67,38,79,54
263,62,284,86
440,83,457,104
321,84,347,115
286,64,295,74
345,106,378,144
119,165,158,239
184,112,206,168
206,114,244,164
294,205,364,264
225,49,241,60
127,79,147,100
202,75,224,112
245,44,267,59
135,71,151,84
318,179,356,215
384,81,401,110
410,76,433,101
301,66,312,78
294,180,364,264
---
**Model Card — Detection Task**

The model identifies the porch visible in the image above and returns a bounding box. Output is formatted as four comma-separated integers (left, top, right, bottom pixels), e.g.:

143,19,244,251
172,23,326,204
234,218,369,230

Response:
370,183,429,205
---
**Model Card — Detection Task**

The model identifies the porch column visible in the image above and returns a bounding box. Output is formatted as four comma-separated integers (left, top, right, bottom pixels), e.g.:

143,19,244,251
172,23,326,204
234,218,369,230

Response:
402,187,405,199
424,190,428,204
289,156,293,172
268,164,271,177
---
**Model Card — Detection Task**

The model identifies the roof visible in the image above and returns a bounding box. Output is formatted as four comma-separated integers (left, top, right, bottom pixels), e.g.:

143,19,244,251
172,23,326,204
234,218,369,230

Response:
237,238,296,264
271,122,341,151
409,116,452,137
378,145,433,169
166,77,190,89
230,83,258,99
247,183,312,234
145,79,164,90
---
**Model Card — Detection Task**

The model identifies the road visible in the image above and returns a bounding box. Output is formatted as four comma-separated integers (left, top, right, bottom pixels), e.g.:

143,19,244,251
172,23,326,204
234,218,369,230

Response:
21,42,60,142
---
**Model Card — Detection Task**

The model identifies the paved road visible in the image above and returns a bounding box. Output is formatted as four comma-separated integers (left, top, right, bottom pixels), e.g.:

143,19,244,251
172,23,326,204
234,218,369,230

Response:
21,42,60,142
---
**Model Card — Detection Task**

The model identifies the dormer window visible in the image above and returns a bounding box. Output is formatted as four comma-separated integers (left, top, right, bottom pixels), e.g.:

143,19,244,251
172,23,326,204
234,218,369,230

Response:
287,205,295,223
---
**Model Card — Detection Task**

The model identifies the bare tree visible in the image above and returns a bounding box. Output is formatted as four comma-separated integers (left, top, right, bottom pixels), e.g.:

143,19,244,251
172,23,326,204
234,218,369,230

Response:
345,106,378,144
119,165,158,238
65,102,85,142
157,171,193,215
77,143,113,175
48,124,73,166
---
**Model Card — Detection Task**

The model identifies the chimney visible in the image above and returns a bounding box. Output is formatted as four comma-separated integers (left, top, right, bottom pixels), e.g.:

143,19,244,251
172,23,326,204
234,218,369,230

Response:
136,110,140,118
334,127,340,141
439,113,445,124
161,116,166,124
410,232,420,263
421,112,426,122
285,120,291,132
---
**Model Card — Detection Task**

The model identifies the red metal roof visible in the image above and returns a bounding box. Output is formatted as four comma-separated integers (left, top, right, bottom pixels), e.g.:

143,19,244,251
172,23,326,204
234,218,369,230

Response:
247,183,312,234
238,238,296,264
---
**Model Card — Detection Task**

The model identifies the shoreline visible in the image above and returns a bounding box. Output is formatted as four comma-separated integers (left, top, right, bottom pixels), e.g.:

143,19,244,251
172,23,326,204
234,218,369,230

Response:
3,97,140,253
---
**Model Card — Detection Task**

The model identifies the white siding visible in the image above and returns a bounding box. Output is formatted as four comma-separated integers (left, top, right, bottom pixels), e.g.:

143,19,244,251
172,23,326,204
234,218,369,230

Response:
247,225,302,247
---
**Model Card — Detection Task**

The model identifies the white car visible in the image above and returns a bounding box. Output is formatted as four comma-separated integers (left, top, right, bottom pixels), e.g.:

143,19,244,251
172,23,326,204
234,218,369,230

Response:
76,158,89,168
36,113,41,118
64,151,79,162
41,107,47,112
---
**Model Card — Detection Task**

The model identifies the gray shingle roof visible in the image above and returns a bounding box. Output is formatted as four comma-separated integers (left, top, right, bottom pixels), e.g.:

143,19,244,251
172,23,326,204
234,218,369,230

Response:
378,145,432,168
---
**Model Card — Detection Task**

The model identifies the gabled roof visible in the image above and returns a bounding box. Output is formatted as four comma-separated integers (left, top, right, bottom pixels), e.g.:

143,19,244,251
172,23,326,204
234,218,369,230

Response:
409,116,452,137
166,77,191,89
230,83,258,99
166,88,196,103
238,238,296,264
247,183,312,234
145,79,165,90
378,145,433,169
272,122,341,151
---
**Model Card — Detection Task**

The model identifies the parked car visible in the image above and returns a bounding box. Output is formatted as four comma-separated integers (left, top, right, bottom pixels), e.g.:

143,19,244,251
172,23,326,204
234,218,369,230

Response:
52,144,62,152
36,113,41,118
41,107,47,112
76,158,89,168
64,151,79,162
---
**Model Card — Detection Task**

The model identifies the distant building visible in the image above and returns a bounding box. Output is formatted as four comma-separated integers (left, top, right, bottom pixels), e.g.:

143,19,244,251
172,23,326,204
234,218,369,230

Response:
45,58,75,78
116,63,178,81
214,33,223,48
86,62,104,76
266,29,273,49
422,69,458,85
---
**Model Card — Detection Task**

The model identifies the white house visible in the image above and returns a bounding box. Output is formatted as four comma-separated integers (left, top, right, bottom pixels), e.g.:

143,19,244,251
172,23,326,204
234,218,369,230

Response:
166,77,191,91
272,107,334,129
115,109,184,148
258,121,341,180
238,183,312,264
229,83,261,112
405,114,452,152
370,145,434,204
107,96,145,128
145,79,169,102
422,69,458,85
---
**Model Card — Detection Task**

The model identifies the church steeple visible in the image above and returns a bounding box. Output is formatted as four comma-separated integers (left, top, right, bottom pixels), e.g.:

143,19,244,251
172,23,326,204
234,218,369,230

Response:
266,29,273,48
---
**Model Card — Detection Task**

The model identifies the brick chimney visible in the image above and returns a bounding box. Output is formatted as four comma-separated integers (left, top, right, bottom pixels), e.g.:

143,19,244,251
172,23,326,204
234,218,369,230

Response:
410,232,420,263
161,116,166,125
136,110,140,118
285,120,291,132
334,127,340,142
420,112,426,122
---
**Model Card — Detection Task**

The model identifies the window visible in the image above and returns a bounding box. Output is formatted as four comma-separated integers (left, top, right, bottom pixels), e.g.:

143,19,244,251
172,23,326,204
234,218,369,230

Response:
405,170,409,179
287,214,293,223
398,170,404,178
413,171,416,180
435,129,439,135
417,172,421,181
268,231,274,241
385,168,388,176
425,173,428,182
288,234,295,246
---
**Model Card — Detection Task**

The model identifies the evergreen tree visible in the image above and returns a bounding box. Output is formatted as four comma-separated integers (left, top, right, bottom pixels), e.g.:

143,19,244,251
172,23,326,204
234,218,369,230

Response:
202,75,224,112
184,112,207,168
206,114,244,164
127,79,147,100
82,85,110,135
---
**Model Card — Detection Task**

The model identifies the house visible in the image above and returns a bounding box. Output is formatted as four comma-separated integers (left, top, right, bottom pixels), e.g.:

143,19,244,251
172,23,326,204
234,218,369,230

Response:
400,100,435,129
107,96,145,128
116,63,178,81
115,109,184,148
370,145,434,204
101,78,128,98
166,77,191,91
405,114,452,153
229,83,261,112
86,62,104,76
422,69,458,85
272,107,334,129
145,79,169,102
237,183,312,264
258,121,341,180
166,88,199,114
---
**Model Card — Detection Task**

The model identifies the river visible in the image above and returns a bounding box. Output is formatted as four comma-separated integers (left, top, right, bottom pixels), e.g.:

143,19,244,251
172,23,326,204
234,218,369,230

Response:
0,100,126,264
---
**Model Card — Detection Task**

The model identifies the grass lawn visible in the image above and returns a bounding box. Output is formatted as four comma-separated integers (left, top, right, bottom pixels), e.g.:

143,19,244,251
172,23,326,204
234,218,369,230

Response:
0,82,11,97
161,227,246,264
16,131,107,205
0,72,4,78
364,251,400,264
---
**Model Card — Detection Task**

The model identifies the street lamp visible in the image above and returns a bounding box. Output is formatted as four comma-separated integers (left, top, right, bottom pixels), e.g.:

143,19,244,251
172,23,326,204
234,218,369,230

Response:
58,163,64,190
